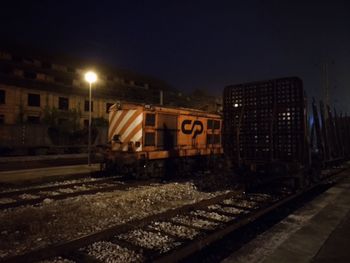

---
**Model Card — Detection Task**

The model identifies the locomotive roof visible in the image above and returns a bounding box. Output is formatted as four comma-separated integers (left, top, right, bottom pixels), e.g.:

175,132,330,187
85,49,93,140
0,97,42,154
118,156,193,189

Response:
109,102,221,118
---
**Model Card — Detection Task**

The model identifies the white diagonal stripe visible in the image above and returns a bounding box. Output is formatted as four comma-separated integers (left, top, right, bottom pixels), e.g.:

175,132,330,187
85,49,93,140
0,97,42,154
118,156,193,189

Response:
135,144,142,152
116,110,136,135
130,129,142,142
131,129,143,152
108,110,114,122
121,113,143,141
109,110,121,137
109,110,121,127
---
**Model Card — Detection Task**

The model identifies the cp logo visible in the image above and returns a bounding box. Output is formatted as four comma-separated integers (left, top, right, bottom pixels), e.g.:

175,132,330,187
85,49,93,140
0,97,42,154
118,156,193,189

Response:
181,120,203,139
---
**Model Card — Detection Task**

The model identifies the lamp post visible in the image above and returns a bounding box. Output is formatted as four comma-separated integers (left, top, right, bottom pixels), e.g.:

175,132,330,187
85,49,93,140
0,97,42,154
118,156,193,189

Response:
84,71,97,166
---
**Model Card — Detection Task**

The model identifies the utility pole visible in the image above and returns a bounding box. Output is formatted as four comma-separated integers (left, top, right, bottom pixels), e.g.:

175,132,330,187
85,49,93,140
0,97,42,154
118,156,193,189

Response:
322,62,330,107
160,90,163,105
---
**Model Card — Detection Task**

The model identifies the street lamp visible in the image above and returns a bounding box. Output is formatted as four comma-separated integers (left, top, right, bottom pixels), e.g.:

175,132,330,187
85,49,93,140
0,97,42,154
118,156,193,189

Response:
84,71,97,166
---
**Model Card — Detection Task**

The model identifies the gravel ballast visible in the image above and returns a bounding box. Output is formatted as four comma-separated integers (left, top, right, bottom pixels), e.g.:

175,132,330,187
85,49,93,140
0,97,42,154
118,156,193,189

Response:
0,181,230,258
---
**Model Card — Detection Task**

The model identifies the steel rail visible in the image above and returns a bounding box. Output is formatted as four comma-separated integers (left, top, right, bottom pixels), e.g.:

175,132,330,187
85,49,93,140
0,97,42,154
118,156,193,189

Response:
0,191,241,263
0,167,347,263
153,167,348,263
0,179,152,210
0,177,118,198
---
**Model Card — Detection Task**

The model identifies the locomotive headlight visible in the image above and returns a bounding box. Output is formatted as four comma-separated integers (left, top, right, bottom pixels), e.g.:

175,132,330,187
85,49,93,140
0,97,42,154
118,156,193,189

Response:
112,134,121,143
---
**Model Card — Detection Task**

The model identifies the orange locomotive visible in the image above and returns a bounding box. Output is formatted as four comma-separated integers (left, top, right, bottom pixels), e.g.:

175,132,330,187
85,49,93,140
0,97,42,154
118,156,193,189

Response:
103,102,223,178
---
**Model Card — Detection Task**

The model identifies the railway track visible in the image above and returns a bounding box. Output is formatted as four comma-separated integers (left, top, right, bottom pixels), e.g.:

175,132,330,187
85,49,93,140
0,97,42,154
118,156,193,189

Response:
0,177,152,210
0,166,346,263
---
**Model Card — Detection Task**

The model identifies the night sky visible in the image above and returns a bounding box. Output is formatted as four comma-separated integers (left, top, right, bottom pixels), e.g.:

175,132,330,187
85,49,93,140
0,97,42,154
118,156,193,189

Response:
1,1,350,110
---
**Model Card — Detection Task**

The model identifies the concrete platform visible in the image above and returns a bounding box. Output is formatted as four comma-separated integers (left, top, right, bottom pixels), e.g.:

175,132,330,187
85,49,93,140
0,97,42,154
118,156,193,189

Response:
222,170,350,263
0,164,100,185
0,153,88,163
0,154,100,171
312,209,350,262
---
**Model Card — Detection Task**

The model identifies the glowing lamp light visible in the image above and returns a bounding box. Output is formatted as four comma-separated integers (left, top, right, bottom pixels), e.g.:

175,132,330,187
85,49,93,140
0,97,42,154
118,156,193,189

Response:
234,103,239,107
84,70,97,167
84,71,97,84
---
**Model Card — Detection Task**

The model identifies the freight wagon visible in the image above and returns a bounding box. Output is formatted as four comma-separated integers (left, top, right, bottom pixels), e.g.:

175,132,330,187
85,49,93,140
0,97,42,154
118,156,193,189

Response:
103,102,223,177
223,77,310,187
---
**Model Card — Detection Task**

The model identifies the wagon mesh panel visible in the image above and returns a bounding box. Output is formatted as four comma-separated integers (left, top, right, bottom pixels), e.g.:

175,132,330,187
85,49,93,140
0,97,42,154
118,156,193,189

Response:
223,77,307,165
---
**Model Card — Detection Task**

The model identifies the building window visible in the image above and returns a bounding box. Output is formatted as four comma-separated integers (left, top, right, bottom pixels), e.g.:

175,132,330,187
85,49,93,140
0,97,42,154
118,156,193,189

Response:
23,71,37,79
37,73,47,81
0,114,4,124
12,56,22,63
23,58,34,64
135,81,144,87
27,116,40,124
42,61,52,69
0,90,5,104
67,67,75,73
0,65,12,75
52,64,66,71
28,93,40,107
145,114,155,126
83,119,89,127
85,100,93,112
0,52,11,60
55,76,72,85
14,69,23,77
59,97,69,110
106,103,113,113
58,118,68,125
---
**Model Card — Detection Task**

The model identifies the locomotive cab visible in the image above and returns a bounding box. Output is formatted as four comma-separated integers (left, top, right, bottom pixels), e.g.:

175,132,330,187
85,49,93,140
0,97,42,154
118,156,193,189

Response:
103,102,223,178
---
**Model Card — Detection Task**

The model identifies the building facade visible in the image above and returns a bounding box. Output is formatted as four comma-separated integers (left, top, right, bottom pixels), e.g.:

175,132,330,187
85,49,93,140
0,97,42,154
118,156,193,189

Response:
0,48,172,126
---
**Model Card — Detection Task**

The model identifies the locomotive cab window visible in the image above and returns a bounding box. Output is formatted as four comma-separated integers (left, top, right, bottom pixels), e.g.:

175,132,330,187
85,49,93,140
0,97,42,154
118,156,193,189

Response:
213,120,220,129
207,134,213,144
207,134,221,144
145,113,155,126
207,119,213,129
112,134,121,143
144,132,155,146
207,119,220,129
213,134,221,144
0,90,5,104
